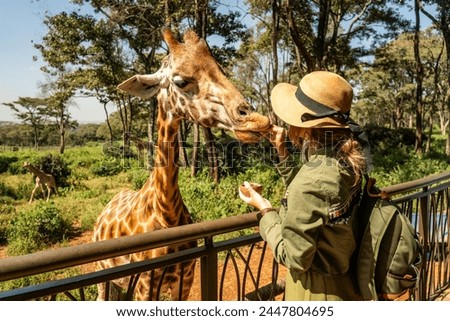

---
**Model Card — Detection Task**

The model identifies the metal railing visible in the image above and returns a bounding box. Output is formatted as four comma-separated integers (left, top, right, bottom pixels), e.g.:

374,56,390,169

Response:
0,170,449,301
379,171,450,300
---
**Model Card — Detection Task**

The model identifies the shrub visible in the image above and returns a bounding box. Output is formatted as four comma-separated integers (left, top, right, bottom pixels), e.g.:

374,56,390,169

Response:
195,137,277,177
0,181,16,199
372,153,450,187
128,169,149,190
0,202,15,244
179,164,284,222
0,180,32,202
7,203,71,255
90,159,123,177
63,144,104,170
7,160,28,175
365,125,417,150
0,155,18,173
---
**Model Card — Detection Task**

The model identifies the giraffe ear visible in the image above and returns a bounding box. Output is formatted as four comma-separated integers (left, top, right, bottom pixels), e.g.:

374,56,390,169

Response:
117,74,162,98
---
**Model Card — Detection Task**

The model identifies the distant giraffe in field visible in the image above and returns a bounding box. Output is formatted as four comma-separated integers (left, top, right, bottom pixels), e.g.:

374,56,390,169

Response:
93,28,270,301
23,162,58,203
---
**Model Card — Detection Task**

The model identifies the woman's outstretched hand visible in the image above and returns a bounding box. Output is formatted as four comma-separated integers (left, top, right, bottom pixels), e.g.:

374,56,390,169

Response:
239,181,272,211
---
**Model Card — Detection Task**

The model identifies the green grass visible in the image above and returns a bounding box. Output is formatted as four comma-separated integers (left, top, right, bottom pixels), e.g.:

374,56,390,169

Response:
0,137,449,250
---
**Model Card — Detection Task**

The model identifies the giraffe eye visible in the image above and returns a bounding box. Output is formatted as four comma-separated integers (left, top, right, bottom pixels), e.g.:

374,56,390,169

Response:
173,75,189,88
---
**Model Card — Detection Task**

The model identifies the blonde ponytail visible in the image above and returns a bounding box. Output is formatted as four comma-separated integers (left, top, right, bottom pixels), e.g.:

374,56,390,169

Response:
287,126,366,185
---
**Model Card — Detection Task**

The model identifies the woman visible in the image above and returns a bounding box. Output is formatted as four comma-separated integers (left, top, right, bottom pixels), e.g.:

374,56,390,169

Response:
239,71,370,300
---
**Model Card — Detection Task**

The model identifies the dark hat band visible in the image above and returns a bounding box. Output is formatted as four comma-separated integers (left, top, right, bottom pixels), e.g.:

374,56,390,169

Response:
295,87,349,123
295,86,372,171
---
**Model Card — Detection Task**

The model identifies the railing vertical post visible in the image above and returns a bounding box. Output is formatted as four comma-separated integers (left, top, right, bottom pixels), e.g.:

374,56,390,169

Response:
200,236,218,300
418,187,429,300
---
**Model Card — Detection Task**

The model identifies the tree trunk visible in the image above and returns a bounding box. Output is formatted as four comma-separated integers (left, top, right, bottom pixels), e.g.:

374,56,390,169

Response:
271,0,279,85
284,0,314,72
103,101,114,144
59,123,65,154
33,126,39,149
118,97,131,149
427,39,443,154
192,0,220,181
147,99,156,170
316,0,330,69
442,3,450,155
425,113,433,153
191,123,200,177
414,0,423,154
203,127,219,184
59,105,65,154
443,35,450,155
178,121,189,167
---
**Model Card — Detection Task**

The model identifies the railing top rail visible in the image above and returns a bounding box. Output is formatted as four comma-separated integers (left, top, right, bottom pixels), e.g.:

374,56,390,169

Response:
0,212,259,282
379,170,450,198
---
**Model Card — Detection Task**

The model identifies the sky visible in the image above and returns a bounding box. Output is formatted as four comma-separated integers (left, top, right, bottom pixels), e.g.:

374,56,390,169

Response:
0,1,434,125
0,0,108,123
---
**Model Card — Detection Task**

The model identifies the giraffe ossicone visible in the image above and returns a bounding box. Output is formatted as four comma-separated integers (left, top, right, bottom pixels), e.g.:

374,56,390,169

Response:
93,28,270,301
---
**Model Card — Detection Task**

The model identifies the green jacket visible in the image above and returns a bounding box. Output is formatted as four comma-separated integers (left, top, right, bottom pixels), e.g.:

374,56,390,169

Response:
259,149,361,300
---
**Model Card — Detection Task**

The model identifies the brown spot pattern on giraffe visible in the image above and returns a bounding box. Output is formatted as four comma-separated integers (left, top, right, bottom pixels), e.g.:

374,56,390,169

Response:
93,28,270,301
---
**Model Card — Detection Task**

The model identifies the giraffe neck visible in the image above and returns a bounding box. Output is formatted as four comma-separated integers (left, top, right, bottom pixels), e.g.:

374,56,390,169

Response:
140,98,184,226
25,165,44,178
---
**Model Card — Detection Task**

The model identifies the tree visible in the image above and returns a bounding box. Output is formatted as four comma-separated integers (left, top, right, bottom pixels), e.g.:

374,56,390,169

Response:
414,0,424,153
2,97,49,148
353,28,447,140
39,74,78,154
419,0,450,155
67,123,102,145
282,0,410,72
421,28,449,139
241,0,412,118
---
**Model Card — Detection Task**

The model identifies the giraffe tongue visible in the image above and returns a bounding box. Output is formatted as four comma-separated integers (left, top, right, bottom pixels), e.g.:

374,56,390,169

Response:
234,130,263,143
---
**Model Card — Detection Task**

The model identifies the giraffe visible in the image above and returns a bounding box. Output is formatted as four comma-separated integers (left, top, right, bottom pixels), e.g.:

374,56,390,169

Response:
23,162,58,203
93,28,271,301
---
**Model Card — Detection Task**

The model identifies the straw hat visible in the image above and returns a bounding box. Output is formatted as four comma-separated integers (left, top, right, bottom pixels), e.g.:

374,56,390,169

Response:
271,71,353,128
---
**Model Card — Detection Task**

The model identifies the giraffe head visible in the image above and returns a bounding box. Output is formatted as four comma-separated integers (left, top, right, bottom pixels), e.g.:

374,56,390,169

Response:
118,28,270,142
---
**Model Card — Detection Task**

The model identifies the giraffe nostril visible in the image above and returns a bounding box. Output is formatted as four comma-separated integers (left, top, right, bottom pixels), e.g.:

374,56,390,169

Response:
238,107,250,117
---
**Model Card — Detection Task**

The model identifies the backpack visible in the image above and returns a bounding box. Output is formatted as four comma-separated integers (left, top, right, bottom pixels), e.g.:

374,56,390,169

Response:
353,176,423,301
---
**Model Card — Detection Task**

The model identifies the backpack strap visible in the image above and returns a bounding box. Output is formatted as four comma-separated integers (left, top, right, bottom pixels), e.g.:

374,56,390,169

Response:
353,175,381,245
356,197,400,300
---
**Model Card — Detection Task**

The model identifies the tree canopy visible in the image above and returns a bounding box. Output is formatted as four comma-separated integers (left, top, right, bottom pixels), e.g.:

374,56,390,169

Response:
2,0,449,158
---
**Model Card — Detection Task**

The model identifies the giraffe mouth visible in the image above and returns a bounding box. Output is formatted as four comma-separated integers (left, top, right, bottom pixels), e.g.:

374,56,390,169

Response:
234,130,265,143
232,112,272,143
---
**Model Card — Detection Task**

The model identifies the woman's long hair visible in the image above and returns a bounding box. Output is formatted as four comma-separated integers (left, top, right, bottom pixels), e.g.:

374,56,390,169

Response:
288,126,366,185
